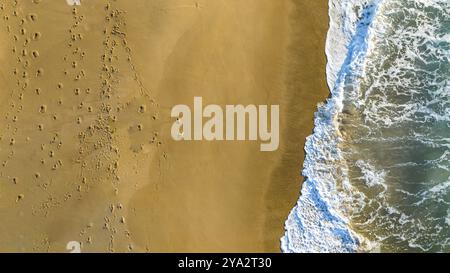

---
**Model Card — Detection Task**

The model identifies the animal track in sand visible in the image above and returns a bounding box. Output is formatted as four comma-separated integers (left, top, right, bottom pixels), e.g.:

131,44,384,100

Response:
32,31,41,40
66,1,81,7
27,13,37,22
36,68,44,77
39,105,47,113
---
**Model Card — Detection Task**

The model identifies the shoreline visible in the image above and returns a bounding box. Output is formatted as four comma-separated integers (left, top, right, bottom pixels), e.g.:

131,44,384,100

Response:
0,0,330,252
265,0,330,252
126,0,331,252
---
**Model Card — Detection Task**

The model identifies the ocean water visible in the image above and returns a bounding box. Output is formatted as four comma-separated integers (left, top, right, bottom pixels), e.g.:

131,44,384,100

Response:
282,0,450,252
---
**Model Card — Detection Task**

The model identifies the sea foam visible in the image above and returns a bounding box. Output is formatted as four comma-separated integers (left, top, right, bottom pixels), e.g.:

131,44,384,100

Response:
281,0,385,253
282,0,450,253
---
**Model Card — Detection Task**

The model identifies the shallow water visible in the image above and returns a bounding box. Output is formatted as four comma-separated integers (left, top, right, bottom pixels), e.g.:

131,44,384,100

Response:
283,0,450,252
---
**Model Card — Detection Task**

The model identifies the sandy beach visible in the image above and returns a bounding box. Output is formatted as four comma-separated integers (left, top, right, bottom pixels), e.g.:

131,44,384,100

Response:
0,0,329,253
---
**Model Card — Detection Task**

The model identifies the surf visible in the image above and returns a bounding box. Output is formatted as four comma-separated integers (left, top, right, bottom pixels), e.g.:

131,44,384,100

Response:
282,0,450,253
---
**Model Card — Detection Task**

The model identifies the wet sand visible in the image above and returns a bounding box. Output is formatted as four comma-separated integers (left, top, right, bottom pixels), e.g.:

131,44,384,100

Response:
0,0,329,252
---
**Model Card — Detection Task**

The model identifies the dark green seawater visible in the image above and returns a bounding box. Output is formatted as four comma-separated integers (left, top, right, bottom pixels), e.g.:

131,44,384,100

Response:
283,0,450,252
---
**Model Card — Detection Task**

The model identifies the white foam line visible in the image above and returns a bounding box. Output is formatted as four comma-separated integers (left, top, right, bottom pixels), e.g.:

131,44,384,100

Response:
281,0,385,253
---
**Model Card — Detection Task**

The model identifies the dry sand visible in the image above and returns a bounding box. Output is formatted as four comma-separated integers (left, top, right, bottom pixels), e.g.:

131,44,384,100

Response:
0,0,329,252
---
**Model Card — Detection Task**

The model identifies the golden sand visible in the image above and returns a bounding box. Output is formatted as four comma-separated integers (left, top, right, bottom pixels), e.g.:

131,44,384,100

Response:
0,0,329,252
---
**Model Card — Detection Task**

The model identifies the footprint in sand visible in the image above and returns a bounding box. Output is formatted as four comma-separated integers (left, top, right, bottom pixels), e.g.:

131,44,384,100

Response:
66,0,81,6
